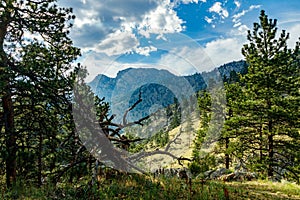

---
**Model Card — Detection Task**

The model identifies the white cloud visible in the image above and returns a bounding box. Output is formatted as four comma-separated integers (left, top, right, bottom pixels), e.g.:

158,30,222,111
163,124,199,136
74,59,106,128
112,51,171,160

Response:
74,10,103,29
70,0,185,56
230,24,249,36
81,53,119,81
135,46,158,56
231,5,261,36
205,16,213,24
209,2,229,19
138,1,185,38
274,12,300,47
203,38,245,68
232,4,261,24
85,44,215,81
58,0,160,49
237,24,249,36
234,1,241,9
180,0,200,4
159,46,215,74
283,23,300,48
249,5,261,10
233,22,242,28
95,30,140,56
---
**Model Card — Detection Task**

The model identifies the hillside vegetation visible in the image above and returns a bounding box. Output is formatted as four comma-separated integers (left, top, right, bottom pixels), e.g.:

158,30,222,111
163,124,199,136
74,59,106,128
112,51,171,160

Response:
0,0,298,199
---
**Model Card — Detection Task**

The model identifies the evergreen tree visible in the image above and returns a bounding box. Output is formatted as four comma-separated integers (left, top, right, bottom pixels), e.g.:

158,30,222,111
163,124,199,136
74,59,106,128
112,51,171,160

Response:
219,81,242,169
232,10,300,181
190,86,225,175
0,0,80,187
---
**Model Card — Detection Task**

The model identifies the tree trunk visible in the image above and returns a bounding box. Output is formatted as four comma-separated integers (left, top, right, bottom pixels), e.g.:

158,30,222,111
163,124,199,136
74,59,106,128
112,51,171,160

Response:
1,11,17,188
268,120,274,177
2,91,16,188
225,137,230,169
38,130,43,186
259,123,263,163
268,134,274,177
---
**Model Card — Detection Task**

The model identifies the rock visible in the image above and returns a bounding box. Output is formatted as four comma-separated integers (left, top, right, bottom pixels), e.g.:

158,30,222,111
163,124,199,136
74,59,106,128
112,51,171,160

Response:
219,171,257,182
203,170,215,178
210,168,229,179
219,173,235,182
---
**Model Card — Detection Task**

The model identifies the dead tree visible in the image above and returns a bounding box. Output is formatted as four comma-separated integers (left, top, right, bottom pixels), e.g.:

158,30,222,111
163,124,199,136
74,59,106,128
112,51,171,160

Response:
72,75,192,178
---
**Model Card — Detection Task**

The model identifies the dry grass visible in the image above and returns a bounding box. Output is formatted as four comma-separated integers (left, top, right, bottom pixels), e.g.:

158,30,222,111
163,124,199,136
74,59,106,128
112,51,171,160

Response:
2,174,300,199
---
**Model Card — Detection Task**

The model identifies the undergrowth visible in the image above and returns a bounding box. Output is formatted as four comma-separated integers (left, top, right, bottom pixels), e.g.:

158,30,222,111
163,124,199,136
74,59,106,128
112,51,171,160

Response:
1,174,300,199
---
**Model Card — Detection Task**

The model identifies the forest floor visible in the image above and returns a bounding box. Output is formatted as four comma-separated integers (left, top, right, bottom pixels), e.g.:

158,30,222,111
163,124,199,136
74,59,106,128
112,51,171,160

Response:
2,174,300,199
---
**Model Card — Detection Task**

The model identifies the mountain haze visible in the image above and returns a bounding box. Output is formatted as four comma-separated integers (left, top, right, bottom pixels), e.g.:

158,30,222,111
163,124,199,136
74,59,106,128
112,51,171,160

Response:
89,60,247,122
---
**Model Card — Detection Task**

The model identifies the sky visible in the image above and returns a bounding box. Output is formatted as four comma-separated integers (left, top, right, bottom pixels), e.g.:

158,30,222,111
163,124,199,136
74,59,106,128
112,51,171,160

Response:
57,0,300,82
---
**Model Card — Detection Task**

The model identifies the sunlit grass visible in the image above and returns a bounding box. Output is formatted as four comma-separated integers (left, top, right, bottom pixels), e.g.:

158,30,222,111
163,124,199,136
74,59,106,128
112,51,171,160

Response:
1,174,300,199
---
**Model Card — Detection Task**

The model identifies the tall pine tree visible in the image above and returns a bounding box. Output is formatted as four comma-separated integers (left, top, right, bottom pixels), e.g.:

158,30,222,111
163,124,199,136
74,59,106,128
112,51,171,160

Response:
0,0,80,187
232,10,300,181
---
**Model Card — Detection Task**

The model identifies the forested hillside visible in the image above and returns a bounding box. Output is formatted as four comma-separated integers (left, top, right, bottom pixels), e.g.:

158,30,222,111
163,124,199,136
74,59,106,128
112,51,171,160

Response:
191,10,300,184
89,60,247,122
0,1,299,199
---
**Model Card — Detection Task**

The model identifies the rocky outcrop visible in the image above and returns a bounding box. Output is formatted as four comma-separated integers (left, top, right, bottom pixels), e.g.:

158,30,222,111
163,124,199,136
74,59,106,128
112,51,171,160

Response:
201,164,257,182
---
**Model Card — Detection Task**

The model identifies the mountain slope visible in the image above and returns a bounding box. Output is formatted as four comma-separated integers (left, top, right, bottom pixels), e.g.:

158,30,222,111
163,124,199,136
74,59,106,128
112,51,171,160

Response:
88,60,247,122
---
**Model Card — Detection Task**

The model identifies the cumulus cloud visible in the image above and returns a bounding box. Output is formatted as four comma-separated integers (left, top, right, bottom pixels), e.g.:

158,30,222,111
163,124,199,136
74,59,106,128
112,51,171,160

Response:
135,46,158,56
209,2,229,19
203,38,245,67
282,23,300,48
62,0,185,56
58,0,159,50
91,0,185,56
81,52,119,81
95,30,140,56
159,46,215,74
138,1,185,39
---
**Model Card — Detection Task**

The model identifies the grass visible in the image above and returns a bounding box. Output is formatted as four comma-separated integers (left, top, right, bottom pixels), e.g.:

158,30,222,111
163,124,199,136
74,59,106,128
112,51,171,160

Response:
225,179,300,200
1,174,300,199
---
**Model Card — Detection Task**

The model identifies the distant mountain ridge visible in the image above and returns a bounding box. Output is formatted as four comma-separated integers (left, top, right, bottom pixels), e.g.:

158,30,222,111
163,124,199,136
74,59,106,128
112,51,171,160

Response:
88,60,247,122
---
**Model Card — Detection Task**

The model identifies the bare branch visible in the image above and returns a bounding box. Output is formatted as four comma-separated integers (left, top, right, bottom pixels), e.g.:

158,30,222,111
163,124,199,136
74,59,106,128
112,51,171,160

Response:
122,88,142,125
128,149,192,167
165,127,183,152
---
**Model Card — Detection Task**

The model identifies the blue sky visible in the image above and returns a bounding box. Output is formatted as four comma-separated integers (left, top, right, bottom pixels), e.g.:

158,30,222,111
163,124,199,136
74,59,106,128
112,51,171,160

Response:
58,0,300,82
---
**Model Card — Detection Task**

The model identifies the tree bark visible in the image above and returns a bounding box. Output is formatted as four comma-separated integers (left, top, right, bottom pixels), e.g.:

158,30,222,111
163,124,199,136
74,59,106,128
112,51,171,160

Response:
2,91,16,188
38,130,43,186
1,16,17,188
268,121,274,177
225,137,229,169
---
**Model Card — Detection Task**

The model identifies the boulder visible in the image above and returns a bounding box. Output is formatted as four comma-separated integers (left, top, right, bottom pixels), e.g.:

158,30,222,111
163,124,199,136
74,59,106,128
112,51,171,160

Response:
209,168,229,179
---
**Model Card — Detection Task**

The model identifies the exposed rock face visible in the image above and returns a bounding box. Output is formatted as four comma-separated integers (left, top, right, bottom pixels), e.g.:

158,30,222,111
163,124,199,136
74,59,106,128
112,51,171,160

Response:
201,165,257,182
209,168,229,179
218,171,257,182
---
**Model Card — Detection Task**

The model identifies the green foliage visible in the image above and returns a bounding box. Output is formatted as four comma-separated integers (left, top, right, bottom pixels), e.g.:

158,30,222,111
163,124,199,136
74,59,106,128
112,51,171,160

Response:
190,90,219,175
2,174,300,200
0,0,91,188
223,10,300,182
168,97,181,130
189,153,216,176
127,129,170,153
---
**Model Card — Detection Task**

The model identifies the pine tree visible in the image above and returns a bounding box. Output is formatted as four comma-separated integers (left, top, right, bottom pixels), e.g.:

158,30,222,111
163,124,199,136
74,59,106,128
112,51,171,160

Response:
0,0,80,187
233,10,300,181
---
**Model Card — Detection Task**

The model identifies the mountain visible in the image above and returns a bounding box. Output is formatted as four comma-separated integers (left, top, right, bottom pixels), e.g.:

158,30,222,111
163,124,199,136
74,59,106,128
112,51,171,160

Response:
88,60,247,123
